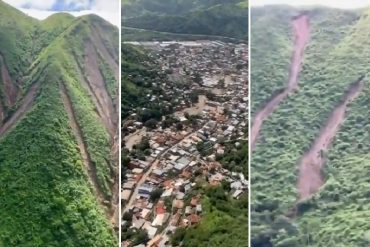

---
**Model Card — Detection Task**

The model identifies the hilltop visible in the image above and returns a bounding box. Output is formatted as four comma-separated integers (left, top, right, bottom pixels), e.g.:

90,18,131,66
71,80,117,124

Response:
0,1,118,246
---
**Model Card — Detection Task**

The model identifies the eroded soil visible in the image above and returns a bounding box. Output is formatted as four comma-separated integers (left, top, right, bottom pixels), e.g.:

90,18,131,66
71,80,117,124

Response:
251,14,310,149
0,55,18,107
0,82,39,137
85,42,117,137
297,78,364,200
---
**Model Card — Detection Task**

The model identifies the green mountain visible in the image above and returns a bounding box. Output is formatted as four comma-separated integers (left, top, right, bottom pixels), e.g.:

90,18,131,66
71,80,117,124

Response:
122,0,248,40
251,5,370,246
0,1,119,246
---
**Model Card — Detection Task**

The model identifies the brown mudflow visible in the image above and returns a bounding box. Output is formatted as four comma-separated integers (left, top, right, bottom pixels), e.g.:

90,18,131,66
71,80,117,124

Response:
90,27,119,80
297,78,364,200
0,54,18,107
251,14,310,149
0,82,40,137
84,42,117,137
59,82,113,215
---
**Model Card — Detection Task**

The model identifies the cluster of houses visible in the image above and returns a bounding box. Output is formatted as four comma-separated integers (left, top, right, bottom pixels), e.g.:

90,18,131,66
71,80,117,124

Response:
122,41,248,247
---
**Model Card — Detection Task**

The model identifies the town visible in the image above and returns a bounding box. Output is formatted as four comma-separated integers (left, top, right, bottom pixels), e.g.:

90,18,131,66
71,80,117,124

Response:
122,40,248,247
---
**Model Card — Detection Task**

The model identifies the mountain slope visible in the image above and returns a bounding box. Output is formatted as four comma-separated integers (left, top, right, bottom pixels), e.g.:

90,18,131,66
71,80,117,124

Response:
0,1,118,245
122,0,248,40
251,5,370,246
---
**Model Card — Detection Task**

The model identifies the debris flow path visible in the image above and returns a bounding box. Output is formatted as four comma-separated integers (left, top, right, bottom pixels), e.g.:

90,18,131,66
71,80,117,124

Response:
297,77,364,200
251,14,310,149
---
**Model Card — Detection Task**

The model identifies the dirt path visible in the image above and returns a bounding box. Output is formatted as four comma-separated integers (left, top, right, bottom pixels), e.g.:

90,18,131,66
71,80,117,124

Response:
85,42,117,135
0,82,40,137
0,55,18,107
297,78,364,200
251,14,310,149
59,82,110,213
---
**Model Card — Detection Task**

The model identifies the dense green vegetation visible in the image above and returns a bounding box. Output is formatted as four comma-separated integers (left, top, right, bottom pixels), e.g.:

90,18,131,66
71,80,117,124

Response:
122,0,248,40
218,140,248,175
0,66,116,246
171,182,248,247
121,44,169,121
252,5,370,246
0,1,118,245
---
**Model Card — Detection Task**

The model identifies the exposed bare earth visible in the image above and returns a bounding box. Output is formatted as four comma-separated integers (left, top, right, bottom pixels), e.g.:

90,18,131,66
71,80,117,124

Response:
91,27,119,81
0,82,40,137
0,102,3,126
74,54,111,128
124,128,148,151
297,78,364,200
0,55,18,107
251,15,310,149
59,82,111,212
85,42,117,136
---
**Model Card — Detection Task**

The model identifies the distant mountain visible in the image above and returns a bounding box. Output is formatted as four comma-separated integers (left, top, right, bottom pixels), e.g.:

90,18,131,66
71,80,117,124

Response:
122,0,248,40
251,5,370,246
0,1,118,245
122,0,244,17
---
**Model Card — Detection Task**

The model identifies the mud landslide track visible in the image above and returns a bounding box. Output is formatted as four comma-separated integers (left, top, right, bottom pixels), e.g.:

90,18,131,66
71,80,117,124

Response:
85,42,117,137
0,55,18,107
297,78,364,200
0,82,40,137
251,14,310,149
59,82,110,213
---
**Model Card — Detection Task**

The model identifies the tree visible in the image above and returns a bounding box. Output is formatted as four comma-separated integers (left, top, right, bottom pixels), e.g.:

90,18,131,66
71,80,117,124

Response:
150,188,164,202
176,122,184,131
144,119,158,129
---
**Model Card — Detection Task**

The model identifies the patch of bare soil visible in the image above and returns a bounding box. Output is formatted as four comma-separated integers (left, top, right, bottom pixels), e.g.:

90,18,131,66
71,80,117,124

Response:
74,56,112,129
297,78,364,200
0,82,40,137
91,28,119,81
251,14,310,149
0,55,18,107
84,42,117,136
0,102,3,126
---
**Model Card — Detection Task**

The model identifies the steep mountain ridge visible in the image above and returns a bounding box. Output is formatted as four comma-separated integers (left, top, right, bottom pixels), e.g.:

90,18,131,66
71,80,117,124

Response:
0,1,118,245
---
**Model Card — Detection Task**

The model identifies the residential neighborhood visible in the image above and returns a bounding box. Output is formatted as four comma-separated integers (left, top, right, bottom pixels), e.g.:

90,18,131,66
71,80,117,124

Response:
122,40,248,247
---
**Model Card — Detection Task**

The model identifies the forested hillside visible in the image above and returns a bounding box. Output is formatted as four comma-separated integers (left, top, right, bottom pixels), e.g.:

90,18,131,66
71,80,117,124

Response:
0,1,118,245
122,0,248,40
251,5,370,246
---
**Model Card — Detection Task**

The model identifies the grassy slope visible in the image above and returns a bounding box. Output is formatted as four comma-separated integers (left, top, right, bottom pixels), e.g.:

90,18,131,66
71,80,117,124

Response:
0,2,118,245
251,6,370,246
